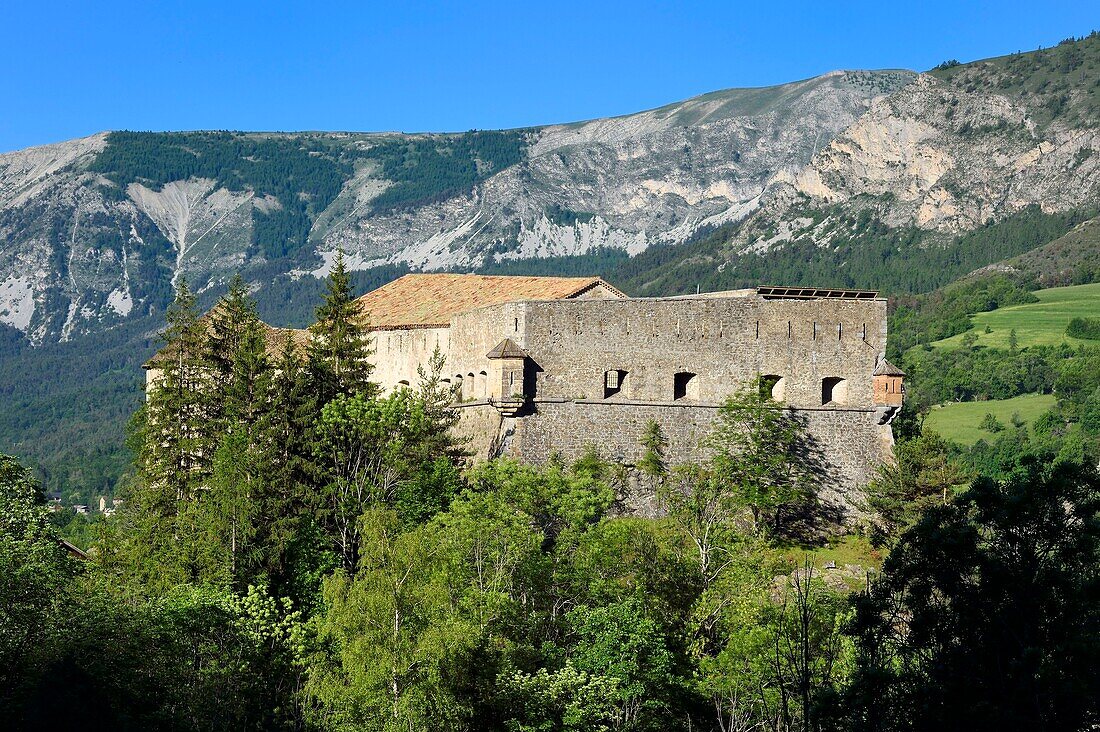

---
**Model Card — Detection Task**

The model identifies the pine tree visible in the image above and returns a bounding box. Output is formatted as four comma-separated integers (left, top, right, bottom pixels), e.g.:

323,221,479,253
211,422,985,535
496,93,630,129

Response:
122,280,221,588
307,251,376,404
137,279,218,503
207,274,258,380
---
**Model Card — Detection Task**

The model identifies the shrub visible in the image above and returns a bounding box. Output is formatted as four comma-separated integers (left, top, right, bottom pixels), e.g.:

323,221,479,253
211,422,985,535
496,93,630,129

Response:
1066,317,1100,340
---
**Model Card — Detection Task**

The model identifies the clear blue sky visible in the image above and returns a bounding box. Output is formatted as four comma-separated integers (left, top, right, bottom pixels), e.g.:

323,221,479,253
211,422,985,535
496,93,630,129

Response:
1,0,1096,152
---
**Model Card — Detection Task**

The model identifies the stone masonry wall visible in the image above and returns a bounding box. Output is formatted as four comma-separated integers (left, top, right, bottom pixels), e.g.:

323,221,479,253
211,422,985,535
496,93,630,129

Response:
487,400,892,517
372,327,449,393
383,292,894,521
508,295,887,408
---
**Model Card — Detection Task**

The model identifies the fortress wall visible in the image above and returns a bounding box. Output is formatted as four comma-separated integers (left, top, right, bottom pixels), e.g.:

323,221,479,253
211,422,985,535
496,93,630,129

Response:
447,302,527,399
438,293,895,521
455,403,507,460
511,296,887,408
371,327,450,393
499,400,892,516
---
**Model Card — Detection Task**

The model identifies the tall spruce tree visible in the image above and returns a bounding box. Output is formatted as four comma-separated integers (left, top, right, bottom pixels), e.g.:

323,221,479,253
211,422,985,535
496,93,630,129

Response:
121,279,221,588
206,295,279,589
307,251,376,404
266,332,333,603
135,279,218,504
207,274,257,382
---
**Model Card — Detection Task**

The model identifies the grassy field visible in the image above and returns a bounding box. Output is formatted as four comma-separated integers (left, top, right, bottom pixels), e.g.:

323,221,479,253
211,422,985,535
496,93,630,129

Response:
931,283,1100,350
923,393,1056,445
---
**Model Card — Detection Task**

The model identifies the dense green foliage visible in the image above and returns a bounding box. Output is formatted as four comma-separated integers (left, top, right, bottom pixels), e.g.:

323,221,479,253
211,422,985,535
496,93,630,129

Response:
929,31,1100,129
1066,316,1100,340
90,131,357,260
612,206,1090,298
848,458,1100,732
363,130,528,213
902,343,1057,405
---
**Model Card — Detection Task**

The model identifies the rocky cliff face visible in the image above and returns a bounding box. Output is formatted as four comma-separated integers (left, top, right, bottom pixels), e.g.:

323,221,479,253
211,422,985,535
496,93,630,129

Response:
0,70,912,344
732,72,1099,252
1,36,1097,348
320,70,913,272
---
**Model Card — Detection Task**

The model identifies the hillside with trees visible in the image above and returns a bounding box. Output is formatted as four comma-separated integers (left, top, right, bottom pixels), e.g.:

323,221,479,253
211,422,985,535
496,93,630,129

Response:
3,259,1098,731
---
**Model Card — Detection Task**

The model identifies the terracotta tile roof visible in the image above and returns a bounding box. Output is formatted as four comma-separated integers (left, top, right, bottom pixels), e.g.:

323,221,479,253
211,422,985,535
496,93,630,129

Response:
355,274,625,329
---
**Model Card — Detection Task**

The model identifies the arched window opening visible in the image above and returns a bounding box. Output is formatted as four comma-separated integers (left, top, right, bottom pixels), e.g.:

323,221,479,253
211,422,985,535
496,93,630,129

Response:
454,374,464,399
760,374,785,402
397,379,410,387
604,369,627,399
821,377,847,406
479,370,488,398
674,372,699,401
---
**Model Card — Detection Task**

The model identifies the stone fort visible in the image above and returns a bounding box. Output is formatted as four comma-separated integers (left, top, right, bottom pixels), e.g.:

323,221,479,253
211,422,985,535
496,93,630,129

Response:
358,274,903,515
148,273,905,516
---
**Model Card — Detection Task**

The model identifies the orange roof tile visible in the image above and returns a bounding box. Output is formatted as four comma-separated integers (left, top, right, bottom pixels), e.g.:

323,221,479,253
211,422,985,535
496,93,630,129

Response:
355,274,625,329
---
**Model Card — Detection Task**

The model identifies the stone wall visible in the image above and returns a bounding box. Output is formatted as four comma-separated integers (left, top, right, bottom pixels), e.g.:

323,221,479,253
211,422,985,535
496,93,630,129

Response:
375,290,895,521
452,293,888,409
371,326,449,393
447,301,526,400
476,399,892,517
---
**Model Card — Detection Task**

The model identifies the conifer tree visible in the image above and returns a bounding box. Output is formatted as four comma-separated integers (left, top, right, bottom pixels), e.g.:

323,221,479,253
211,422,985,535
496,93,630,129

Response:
136,278,217,504
638,420,668,480
206,300,278,588
262,332,328,599
415,346,469,464
122,279,221,587
207,274,257,381
307,251,376,404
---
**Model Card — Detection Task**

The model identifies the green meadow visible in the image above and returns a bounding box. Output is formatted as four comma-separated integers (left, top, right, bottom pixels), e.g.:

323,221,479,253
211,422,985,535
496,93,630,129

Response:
931,282,1100,350
923,393,1056,445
